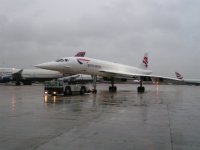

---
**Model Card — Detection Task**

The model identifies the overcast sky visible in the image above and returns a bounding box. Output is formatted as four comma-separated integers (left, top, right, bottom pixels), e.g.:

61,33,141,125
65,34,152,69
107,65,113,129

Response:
0,0,200,78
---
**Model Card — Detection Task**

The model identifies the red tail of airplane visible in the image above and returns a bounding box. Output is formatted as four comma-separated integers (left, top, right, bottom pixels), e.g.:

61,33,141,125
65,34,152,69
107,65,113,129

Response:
139,53,148,70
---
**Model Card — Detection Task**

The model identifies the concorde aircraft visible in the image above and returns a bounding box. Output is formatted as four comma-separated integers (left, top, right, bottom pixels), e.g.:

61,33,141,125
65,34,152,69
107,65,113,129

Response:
0,51,86,85
35,52,179,93
175,72,200,86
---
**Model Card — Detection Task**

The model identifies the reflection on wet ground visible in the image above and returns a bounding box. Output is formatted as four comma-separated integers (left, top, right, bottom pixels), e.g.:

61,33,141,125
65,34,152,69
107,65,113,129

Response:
0,84,200,150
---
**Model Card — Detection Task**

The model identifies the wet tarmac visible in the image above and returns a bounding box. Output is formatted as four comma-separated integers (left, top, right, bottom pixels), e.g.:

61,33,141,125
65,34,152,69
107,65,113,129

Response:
0,84,200,150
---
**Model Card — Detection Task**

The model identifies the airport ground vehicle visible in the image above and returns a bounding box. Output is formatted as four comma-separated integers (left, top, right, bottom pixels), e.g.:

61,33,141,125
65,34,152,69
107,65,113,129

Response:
44,80,91,96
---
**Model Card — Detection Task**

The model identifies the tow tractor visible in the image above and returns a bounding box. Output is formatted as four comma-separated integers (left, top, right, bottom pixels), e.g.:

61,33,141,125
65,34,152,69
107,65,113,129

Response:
44,79,91,96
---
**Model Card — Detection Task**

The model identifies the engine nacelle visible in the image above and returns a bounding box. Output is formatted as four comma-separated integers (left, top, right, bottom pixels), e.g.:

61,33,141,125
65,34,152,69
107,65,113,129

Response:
0,75,12,83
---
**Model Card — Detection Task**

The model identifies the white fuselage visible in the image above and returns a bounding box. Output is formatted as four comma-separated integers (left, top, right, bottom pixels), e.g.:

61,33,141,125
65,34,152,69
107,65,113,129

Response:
35,57,152,78
0,68,20,76
0,68,63,83
21,69,62,79
0,68,20,81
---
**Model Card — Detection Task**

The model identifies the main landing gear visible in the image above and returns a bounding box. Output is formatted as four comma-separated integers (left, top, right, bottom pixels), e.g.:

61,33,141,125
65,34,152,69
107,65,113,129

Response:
91,76,145,93
137,77,145,93
109,78,117,92
92,75,97,94
15,81,21,86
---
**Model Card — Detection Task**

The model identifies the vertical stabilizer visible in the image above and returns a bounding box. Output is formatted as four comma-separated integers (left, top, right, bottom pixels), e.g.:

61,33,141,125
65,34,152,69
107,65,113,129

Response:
175,72,183,80
139,53,148,70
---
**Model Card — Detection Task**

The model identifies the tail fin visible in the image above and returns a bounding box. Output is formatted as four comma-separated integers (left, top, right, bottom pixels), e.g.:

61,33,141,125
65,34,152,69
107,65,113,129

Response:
139,53,148,70
175,72,183,80
75,51,86,57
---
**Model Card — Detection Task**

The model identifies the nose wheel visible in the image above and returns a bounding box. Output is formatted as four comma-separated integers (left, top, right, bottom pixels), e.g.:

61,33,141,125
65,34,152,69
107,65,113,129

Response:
92,89,97,94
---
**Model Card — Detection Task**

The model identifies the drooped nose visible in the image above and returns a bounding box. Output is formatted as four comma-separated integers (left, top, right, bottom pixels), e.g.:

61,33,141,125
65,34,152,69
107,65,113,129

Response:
34,62,58,70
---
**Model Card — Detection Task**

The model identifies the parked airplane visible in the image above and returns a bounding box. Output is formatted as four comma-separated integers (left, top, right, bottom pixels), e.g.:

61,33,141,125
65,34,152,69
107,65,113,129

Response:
0,51,86,85
175,72,200,85
35,53,179,93
0,67,64,85
0,68,20,83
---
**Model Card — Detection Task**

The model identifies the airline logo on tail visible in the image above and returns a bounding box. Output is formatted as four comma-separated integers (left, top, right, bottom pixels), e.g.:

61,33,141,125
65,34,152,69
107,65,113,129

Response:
143,55,148,68
175,72,183,80
139,53,148,69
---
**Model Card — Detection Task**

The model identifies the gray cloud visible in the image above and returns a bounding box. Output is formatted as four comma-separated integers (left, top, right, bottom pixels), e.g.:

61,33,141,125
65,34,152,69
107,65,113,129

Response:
0,0,200,78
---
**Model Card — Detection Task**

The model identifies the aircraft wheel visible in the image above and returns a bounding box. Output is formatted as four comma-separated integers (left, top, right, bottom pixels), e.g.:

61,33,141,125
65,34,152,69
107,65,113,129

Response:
80,87,86,95
92,89,97,94
15,81,21,86
114,86,117,92
137,87,145,93
109,86,117,92
65,87,72,96
23,81,32,85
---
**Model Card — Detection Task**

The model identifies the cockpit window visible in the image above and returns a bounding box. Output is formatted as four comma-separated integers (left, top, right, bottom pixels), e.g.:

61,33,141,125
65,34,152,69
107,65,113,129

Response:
65,59,69,62
56,59,64,62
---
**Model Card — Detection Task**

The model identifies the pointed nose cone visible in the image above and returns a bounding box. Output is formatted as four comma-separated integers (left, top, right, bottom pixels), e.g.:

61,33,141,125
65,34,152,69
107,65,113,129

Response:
34,62,56,70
